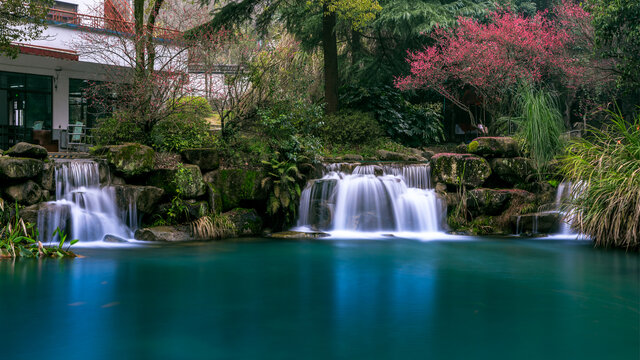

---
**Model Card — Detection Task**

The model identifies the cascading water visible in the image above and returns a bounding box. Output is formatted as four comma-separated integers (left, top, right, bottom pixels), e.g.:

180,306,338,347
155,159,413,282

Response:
37,160,135,243
296,163,445,236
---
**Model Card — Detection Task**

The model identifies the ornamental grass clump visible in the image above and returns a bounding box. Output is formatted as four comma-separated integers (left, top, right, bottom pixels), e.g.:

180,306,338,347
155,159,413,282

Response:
515,86,565,176
561,111,640,250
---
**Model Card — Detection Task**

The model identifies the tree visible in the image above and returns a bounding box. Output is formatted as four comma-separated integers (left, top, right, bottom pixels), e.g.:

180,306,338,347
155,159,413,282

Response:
197,0,381,114
0,0,53,57
395,7,589,126
77,1,227,133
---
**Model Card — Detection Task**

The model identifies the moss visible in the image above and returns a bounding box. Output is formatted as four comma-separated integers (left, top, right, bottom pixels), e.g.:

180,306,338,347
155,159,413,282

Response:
467,140,479,153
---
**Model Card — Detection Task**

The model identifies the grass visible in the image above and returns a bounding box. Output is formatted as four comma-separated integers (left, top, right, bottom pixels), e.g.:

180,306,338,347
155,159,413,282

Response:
561,111,640,250
515,86,565,176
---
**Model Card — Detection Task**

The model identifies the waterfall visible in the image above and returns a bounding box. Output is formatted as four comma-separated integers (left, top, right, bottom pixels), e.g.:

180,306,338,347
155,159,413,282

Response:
296,163,445,235
37,160,135,243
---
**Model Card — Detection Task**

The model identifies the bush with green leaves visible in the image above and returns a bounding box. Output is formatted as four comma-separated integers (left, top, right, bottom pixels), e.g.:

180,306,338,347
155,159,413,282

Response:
261,156,303,230
150,97,217,153
340,85,444,147
92,111,147,146
561,111,640,250
257,100,323,163
316,109,384,146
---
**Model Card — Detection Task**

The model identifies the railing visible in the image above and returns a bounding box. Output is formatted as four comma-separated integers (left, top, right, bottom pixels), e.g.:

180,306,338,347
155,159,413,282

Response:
66,123,94,152
47,9,181,40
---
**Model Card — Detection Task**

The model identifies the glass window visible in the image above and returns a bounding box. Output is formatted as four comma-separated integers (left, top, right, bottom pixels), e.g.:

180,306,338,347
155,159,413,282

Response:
26,74,52,92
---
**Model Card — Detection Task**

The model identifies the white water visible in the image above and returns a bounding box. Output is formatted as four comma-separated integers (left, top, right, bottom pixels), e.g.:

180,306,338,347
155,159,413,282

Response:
37,160,135,243
296,164,445,237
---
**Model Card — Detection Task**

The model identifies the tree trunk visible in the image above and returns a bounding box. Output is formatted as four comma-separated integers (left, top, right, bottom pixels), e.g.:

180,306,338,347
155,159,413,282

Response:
133,0,146,82
322,7,339,115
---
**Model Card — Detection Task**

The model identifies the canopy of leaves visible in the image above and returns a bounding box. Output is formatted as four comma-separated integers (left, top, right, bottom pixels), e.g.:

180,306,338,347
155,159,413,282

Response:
586,0,640,88
0,0,53,58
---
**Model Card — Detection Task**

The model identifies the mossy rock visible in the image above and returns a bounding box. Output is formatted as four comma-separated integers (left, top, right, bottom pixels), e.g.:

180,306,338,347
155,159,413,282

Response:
430,153,491,188
111,185,165,214
104,143,154,178
147,165,206,199
467,137,519,158
5,142,48,159
0,157,43,180
181,148,220,171
224,208,263,236
490,157,535,185
3,180,43,205
465,188,513,216
204,169,266,212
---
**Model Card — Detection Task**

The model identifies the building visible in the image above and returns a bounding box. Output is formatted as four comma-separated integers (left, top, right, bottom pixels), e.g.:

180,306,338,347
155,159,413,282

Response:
0,0,181,151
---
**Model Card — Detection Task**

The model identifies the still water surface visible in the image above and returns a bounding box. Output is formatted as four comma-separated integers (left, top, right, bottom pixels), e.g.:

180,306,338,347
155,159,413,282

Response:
1,238,638,360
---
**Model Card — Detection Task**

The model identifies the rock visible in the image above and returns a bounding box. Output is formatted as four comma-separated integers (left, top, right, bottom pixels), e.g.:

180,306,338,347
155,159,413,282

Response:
39,161,55,192
186,200,209,219
435,182,448,195
95,159,111,184
4,180,43,205
112,185,164,214
0,157,43,180
206,183,222,214
224,208,263,236
103,235,128,243
490,157,535,185
103,143,154,177
421,150,436,159
303,178,338,230
512,212,561,234
430,153,491,188
181,148,220,171
376,150,411,161
111,176,126,185
270,231,330,239
148,164,206,199
342,154,364,161
134,225,193,242
5,142,48,159
467,137,519,158
204,169,265,212
18,203,42,225
466,188,512,216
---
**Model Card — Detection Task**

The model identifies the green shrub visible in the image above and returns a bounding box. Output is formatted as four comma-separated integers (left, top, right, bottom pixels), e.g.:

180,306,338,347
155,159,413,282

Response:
150,115,215,153
172,96,213,119
92,112,146,146
561,111,640,250
317,110,384,145
340,85,444,147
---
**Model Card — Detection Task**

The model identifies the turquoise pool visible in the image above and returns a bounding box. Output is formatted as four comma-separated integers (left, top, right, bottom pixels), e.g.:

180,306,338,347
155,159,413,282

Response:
1,238,638,360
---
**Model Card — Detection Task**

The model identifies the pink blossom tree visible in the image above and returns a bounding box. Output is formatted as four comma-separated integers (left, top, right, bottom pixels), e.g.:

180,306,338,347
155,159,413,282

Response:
395,4,602,127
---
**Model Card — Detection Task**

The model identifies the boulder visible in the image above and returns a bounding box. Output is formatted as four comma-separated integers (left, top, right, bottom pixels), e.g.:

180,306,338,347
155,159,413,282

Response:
466,188,512,216
103,143,154,177
4,180,43,205
490,157,535,185
5,142,48,159
206,183,222,214
512,212,561,234
181,148,220,171
302,178,337,230
467,137,519,158
0,157,43,180
430,153,491,188
103,235,128,243
39,161,56,192
342,154,364,161
204,169,265,212
224,208,263,236
134,225,193,242
185,200,209,219
112,185,164,214
376,150,418,161
270,231,330,239
148,164,206,199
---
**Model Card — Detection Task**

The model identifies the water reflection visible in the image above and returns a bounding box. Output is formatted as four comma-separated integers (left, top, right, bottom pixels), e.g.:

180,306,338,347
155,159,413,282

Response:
0,240,638,360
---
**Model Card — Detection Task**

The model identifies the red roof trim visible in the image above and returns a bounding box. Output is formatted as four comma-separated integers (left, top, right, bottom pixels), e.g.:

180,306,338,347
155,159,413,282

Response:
16,44,79,61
